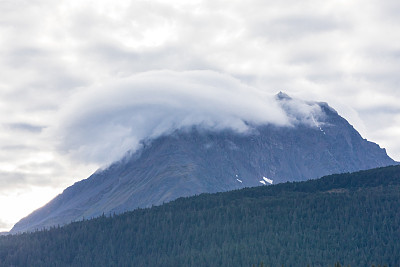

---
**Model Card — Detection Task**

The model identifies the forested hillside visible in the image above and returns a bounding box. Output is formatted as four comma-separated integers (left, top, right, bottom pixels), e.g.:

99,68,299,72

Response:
1,165,399,266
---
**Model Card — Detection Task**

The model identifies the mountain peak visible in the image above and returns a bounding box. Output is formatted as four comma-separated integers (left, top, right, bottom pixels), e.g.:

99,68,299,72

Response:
275,91,292,101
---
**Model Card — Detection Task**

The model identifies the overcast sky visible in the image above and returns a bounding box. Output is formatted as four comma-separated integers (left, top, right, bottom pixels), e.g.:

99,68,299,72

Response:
1,0,399,232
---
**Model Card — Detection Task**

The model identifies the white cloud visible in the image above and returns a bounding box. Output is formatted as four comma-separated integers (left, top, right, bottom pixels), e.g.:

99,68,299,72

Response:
49,70,292,165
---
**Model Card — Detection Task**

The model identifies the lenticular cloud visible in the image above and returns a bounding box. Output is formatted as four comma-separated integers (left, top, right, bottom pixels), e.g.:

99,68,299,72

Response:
49,70,321,165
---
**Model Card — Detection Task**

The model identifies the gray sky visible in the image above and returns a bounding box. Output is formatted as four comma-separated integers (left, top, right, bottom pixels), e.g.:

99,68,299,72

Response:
1,0,399,232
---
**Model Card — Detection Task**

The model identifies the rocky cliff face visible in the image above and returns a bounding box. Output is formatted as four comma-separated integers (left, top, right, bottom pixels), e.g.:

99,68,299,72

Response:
11,97,396,233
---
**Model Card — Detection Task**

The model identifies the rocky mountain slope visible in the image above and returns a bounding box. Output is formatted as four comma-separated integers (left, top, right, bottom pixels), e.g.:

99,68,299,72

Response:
11,94,396,233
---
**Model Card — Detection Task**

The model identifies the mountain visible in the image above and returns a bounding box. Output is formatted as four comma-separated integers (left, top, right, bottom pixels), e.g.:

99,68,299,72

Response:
2,165,400,266
10,94,396,233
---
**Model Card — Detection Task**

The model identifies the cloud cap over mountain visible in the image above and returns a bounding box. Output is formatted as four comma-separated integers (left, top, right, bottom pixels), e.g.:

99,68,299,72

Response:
51,70,326,165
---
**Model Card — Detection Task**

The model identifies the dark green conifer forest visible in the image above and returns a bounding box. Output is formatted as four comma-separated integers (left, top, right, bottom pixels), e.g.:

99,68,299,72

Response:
0,165,399,266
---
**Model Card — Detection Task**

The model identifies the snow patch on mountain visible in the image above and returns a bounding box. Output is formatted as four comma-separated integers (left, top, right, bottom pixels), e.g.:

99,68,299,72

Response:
263,177,273,184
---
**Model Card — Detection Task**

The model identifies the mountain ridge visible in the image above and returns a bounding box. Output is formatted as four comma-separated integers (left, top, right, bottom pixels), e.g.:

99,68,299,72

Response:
10,97,396,233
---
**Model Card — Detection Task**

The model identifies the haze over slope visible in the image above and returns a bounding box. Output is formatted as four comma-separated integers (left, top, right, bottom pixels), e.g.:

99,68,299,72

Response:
11,93,396,233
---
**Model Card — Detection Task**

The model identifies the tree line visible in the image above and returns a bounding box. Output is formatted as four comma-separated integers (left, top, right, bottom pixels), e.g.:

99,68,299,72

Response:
0,165,399,266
